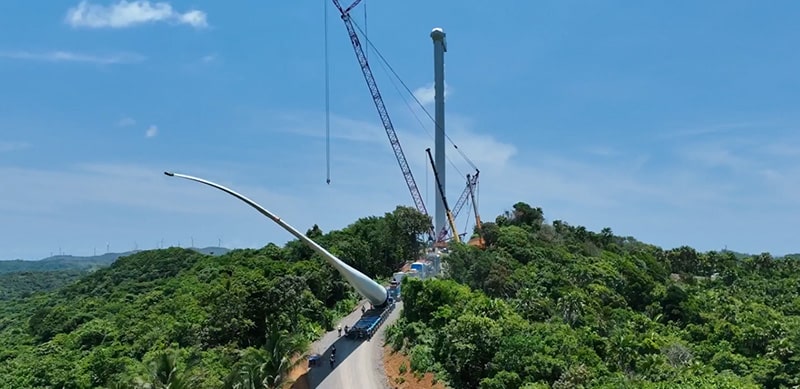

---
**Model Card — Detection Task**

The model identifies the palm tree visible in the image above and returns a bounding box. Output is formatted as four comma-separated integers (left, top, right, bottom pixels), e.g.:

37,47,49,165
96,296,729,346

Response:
133,351,200,389
223,328,309,389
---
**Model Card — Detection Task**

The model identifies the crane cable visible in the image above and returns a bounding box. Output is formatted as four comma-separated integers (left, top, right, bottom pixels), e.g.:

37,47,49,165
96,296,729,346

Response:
372,47,465,179
352,19,465,178
352,16,478,234
464,194,473,239
350,19,478,172
476,175,480,210
364,0,368,61
425,150,429,210
324,0,331,184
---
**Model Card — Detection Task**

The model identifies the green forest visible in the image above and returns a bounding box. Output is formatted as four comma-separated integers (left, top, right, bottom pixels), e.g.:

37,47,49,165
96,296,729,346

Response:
1,202,799,388
387,203,800,388
0,206,430,388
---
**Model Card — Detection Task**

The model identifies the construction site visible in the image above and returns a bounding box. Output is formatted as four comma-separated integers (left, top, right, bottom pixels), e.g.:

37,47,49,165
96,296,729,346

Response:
166,1,489,387
322,0,487,288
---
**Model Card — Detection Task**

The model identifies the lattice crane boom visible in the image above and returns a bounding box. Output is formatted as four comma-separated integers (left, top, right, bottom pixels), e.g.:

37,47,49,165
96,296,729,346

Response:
436,170,479,242
427,148,460,244
332,0,435,241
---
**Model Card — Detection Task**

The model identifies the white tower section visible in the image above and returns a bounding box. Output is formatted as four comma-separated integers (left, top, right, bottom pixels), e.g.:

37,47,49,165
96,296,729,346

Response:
431,27,447,240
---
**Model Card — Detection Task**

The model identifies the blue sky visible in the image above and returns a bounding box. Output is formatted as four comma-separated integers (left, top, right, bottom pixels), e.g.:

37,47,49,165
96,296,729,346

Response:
1,0,799,260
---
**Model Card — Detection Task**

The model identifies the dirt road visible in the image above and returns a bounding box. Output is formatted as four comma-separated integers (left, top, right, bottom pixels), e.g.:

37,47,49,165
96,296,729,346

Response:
302,301,403,389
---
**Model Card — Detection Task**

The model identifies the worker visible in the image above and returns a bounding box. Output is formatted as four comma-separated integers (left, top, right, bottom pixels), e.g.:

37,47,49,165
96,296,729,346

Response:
331,345,336,356
344,325,349,334
330,354,335,368
337,324,342,336
361,305,366,314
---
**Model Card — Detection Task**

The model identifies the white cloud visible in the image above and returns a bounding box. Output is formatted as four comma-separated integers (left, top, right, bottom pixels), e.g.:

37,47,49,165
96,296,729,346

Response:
117,117,136,126
178,10,207,28
4,116,800,260
0,50,144,65
65,0,208,29
4,80,800,259
264,105,800,255
201,54,217,63
145,125,158,138
405,115,516,169
0,162,399,260
758,142,800,158
678,142,750,170
412,82,451,106
274,111,514,169
0,141,30,152
0,164,223,214
584,145,618,157
670,130,800,210
660,120,775,139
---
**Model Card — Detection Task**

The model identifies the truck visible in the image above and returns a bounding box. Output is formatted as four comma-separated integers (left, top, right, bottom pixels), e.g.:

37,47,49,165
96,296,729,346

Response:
388,271,407,299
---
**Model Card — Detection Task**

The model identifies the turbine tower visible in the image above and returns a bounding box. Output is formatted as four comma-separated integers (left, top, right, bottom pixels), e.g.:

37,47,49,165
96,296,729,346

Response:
431,27,447,240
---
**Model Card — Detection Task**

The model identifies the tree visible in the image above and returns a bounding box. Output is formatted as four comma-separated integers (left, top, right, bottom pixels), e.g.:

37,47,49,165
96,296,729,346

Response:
666,246,701,275
437,314,502,388
499,202,545,231
481,222,502,247
134,351,200,389
223,328,307,389
385,206,432,266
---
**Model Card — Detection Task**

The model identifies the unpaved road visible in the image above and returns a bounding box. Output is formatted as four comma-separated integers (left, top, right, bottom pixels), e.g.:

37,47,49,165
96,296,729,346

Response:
305,301,403,389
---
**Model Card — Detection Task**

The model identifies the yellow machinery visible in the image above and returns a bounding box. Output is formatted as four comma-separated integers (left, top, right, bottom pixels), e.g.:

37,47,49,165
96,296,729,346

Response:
425,148,461,244
465,173,485,249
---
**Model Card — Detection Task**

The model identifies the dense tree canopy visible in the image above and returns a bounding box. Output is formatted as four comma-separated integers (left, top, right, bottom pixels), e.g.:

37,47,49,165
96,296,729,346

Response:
2,201,799,388
387,202,800,388
0,206,429,388
0,270,87,300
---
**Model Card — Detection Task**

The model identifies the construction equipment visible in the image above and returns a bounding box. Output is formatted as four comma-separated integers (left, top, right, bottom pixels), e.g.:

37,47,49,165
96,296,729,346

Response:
466,173,485,249
436,170,479,242
426,148,460,244
331,0,435,242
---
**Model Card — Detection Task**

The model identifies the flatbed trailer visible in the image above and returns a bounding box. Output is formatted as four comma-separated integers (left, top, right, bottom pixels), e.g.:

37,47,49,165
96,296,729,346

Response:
346,298,396,340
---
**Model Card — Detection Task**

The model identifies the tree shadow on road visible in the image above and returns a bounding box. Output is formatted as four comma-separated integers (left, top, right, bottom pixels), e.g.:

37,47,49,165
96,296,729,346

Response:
292,334,374,388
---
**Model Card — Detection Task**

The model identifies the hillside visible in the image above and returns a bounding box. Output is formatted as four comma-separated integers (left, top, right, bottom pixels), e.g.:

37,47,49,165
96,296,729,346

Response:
0,270,86,301
387,202,800,388
0,202,797,388
0,207,429,388
0,247,230,273
0,247,231,301
0,254,119,274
